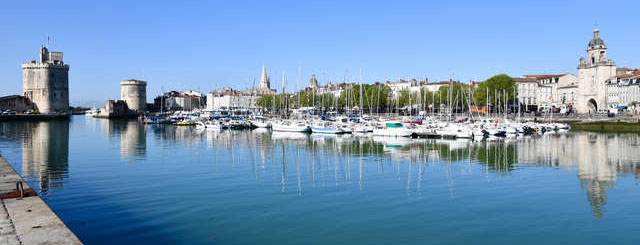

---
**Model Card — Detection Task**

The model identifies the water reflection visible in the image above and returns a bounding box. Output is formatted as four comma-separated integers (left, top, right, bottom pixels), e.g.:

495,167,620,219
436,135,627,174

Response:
145,128,639,219
0,120,70,197
516,133,640,218
3,118,640,220
97,119,147,161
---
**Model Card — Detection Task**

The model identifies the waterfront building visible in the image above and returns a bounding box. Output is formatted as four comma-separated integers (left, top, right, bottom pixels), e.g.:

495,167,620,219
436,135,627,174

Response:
386,79,427,97
97,100,134,118
152,90,203,111
524,74,577,106
514,74,576,111
606,72,640,109
576,26,617,113
120,79,147,113
511,27,640,112
514,77,538,110
206,88,259,110
22,46,70,114
0,95,36,112
175,94,201,111
424,80,460,93
315,81,354,97
385,78,463,99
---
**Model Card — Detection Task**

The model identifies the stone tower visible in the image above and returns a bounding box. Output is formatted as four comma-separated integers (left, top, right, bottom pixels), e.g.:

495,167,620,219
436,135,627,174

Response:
576,26,616,113
22,46,70,113
120,79,147,113
259,65,271,90
309,73,318,89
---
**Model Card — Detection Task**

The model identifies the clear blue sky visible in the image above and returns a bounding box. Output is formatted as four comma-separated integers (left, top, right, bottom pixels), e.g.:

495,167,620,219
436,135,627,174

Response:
1,0,639,106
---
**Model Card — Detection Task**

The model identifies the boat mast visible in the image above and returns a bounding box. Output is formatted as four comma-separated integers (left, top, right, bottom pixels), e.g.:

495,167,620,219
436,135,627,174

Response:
359,69,363,118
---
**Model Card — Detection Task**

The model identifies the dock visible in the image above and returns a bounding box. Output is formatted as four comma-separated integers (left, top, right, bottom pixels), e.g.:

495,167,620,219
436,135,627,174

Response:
0,114,71,121
0,156,82,244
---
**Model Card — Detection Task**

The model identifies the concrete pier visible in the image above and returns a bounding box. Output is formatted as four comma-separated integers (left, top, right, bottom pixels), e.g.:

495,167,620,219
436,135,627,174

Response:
0,156,81,244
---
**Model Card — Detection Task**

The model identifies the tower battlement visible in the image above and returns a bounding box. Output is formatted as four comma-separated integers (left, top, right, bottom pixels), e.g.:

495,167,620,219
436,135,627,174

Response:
22,46,70,114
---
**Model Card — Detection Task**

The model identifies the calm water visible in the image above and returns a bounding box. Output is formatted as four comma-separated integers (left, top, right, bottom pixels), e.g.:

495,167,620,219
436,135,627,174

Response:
0,116,639,244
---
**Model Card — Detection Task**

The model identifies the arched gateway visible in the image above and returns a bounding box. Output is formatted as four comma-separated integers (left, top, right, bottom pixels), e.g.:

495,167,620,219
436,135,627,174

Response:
587,99,598,113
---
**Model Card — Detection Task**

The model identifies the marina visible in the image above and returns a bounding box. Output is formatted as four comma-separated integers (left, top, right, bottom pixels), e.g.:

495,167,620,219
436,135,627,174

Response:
0,116,639,244
3,1,640,244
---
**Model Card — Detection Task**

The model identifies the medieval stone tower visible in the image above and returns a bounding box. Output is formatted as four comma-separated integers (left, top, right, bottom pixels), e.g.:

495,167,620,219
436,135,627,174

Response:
120,79,147,113
576,26,616,113
22,46,70,113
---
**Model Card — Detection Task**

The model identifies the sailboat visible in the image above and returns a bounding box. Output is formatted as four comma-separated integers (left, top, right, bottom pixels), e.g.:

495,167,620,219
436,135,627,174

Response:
272,120,311,132
311,121,344,134
372,121,414,137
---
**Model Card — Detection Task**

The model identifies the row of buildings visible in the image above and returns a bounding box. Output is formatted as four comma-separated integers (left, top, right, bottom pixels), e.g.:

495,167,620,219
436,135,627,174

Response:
512,27,640,113
8,26,638,115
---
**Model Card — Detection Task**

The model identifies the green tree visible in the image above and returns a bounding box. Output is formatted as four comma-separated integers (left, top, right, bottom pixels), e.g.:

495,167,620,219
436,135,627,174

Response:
472,74,516,105
339,84,392,112
437,83,471,107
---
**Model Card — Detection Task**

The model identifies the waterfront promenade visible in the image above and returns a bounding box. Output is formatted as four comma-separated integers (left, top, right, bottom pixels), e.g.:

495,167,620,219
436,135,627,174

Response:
0,156,81,245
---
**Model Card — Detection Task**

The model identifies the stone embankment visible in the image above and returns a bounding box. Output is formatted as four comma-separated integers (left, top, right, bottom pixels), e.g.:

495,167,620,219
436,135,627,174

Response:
0,156,81,244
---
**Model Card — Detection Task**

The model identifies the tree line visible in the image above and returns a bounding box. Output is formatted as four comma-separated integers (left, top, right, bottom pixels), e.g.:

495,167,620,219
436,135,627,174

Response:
256,74,517,113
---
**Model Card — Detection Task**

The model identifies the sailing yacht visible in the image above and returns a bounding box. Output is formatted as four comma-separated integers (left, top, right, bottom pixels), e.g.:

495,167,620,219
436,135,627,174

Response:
272,120,311,132
311,121,344,134
372,121,414,137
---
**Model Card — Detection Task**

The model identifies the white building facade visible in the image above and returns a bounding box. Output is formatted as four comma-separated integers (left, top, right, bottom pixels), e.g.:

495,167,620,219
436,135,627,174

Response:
576,27,617,113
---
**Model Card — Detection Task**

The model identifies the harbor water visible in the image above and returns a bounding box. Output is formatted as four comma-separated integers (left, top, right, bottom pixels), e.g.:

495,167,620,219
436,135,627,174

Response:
0,116,639,244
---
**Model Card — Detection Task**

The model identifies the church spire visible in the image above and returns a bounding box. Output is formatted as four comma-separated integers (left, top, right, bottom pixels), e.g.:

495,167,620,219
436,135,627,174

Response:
259,64,270,89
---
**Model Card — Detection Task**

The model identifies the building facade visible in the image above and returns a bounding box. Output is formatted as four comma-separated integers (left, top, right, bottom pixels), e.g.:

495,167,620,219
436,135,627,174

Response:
606,73,640,108
206,88,258,110
511,27,640,113
576,27,617,113
22,46,70,113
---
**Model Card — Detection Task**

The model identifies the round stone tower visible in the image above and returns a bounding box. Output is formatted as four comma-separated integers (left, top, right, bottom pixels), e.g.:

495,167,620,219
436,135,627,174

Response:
120,79,147,113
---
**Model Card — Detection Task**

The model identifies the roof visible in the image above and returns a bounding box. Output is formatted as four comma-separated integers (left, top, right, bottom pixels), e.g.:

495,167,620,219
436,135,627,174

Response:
588,28,606,49
428,81,461,85
522,74,567,79
617,74,636,79
514,77,537,83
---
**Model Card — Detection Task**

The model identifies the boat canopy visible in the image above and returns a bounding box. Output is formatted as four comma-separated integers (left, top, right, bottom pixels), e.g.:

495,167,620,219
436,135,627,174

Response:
385,122,403,128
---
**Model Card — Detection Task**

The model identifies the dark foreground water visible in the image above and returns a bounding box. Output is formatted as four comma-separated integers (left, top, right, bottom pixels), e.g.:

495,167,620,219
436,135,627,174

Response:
0,116,639,244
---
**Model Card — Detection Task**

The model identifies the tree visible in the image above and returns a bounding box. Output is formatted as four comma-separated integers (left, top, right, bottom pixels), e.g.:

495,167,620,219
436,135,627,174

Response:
338,84,392,112
472,74,516,105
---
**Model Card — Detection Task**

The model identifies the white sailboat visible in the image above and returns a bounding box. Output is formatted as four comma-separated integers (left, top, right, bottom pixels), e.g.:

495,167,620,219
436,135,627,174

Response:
372,121,414,137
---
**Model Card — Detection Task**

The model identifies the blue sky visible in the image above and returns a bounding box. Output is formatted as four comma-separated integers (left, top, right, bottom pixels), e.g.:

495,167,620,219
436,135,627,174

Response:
1,0,639,106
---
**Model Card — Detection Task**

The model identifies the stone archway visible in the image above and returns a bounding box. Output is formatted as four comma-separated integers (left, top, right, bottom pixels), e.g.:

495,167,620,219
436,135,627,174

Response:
587,98,598,113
